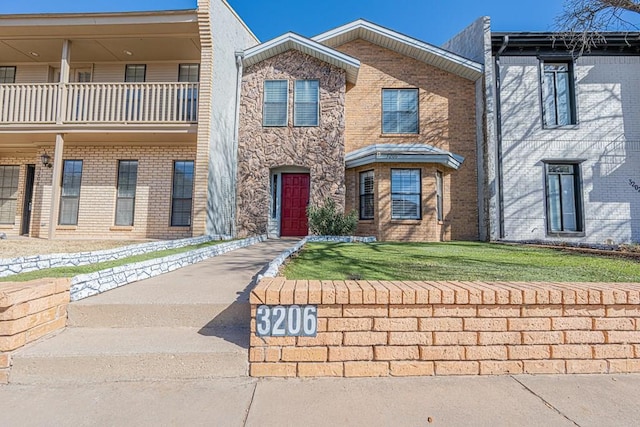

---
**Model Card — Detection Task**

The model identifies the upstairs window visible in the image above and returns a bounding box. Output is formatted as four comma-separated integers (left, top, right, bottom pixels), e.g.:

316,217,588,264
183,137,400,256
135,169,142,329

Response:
178,64,199,121
125,64,146,82
0,66,16,84
178,64,200,82
542,62,576,127
391,169,421,220
382,89,419,134
294,80,319,126
545,163,583,234
359,170,374,220
263,80,288,127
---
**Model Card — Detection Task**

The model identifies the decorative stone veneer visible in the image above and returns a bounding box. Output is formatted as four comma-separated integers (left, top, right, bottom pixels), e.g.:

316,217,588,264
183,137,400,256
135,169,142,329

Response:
70,235,266,301
237,50,347,237
0,234,231,278
0,278,70,383
336,39,479,241
250,279,640,377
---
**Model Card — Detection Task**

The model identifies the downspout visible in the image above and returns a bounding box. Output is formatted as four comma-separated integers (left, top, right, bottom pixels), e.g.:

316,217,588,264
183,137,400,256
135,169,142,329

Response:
494,35,508,240
230,51,244,238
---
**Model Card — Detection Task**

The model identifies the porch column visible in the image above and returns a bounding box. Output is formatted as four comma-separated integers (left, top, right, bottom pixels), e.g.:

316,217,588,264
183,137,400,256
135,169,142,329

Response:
47,134,65,239
56,39,71,124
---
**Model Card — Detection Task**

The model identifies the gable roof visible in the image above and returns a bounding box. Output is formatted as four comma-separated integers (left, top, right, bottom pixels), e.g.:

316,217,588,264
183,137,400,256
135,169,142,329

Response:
313,19,483,81
242,32,361,84
345,143,465,170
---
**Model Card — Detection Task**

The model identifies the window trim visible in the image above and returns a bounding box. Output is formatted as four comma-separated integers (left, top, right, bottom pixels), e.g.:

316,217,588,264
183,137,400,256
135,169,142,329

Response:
543,160,585,237
391,168,422,220
0,165,20,225
293,79,319,127
359,170,375,220
178,63,200,82
381,88,420,135
115,160,138,227
0,66,17,84
263,79,289,127
170,160,194,227
539,59,578,129
59,160,83,226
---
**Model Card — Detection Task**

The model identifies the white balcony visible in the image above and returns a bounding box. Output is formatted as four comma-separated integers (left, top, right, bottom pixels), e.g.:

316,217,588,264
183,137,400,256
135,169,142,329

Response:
0,82,198,126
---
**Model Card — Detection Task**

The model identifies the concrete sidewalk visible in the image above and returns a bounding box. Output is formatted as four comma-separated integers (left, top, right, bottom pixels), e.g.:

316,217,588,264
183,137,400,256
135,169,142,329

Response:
1,374,639,426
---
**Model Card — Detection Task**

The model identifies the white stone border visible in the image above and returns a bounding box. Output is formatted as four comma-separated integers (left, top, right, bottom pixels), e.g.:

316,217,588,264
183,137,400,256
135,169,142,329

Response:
70,235,265,301
0,234,232,278
258,235,376,281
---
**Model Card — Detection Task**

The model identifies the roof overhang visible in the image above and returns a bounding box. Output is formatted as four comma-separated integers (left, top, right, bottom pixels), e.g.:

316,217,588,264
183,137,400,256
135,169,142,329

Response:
345,143,465,170
313,19,483,81
491,32,640,56
243,32,361,84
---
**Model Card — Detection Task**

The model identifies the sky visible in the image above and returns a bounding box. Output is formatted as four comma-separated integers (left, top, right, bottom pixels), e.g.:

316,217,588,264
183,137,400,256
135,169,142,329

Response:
0,0,569,45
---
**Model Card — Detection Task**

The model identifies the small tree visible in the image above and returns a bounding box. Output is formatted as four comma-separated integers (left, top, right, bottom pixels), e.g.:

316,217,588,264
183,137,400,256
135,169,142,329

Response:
555,0,640,55
307,197,358,236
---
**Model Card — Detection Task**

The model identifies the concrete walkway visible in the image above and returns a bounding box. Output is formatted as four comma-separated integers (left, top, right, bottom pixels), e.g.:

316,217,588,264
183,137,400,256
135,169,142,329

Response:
1,374,639,426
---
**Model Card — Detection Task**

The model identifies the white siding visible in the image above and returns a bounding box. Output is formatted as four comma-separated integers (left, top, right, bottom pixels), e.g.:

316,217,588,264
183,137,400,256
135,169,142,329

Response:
92,62,187,83
92,64,124,82
498,55,640,244
14,65,49,83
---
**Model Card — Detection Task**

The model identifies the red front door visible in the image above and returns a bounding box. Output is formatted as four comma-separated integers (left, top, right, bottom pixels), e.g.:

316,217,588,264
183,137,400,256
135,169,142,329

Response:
281,173,310,237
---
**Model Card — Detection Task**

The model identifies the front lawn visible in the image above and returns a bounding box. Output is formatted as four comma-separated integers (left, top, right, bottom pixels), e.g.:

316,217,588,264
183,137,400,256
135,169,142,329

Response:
282,242,640,282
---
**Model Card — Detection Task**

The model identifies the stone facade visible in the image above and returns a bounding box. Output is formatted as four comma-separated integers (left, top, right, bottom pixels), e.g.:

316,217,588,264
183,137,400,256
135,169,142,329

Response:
336,39,479,241
237,50,347,237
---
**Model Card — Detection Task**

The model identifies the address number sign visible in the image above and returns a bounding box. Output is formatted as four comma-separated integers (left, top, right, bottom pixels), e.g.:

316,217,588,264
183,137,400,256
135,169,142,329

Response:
256,305,318,337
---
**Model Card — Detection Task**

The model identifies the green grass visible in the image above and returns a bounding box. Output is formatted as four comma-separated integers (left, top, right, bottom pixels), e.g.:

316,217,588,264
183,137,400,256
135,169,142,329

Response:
0,240,222,282
282,242,640,282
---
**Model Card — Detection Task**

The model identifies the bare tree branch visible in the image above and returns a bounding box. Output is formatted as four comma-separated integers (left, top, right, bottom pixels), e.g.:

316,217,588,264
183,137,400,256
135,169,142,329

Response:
555,0,640,55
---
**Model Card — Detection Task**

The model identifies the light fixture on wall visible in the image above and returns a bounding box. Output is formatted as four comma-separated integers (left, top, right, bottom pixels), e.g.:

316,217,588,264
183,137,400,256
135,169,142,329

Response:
41,151,52,168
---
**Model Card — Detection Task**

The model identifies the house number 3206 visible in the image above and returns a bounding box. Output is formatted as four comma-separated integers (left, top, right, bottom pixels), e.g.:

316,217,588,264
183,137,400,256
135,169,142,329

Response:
255,305,318,337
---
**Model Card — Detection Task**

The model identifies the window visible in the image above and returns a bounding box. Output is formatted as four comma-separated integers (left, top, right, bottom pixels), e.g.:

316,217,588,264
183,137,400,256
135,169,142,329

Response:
171,161,194,227
545,163,583,234
0,66,16,84
263,80,288,126
359,170,374,220
382,89,419,134
294,80,319,126
271,174,278,219
0,166,19,224
391,169,421,220
124,65,146,82
115,160,138,226
178,64,199,121
436,170,444,222
59,160,83,225
542,62,576,127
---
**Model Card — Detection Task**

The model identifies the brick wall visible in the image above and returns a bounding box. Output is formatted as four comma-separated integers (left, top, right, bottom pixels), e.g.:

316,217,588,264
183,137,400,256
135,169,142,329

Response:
336,39,479,241
0,278,70,383
249,279,640,377
29,144,196,239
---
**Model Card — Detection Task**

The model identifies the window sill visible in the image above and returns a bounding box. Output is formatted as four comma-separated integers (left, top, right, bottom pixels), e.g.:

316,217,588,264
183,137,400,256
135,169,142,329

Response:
110,226,134,231
56,225,77,231
546,231,586,238
542,125,579,131
380,133,420,138
359,219,374,223
390,219,422,224
170,225,192,229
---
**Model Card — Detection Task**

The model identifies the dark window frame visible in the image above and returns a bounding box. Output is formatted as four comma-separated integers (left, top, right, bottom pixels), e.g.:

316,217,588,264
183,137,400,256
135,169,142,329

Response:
124,64,147,83
381,88,420,134
178,64,200,82
170,160,194,227
436,170,444,222
59,160,83,226
0,66,17,84
115,160,138,227
543,161,585,237
0,165,20,225
263,80,289,127
539,59,577,128
391,168,422,220
293,79,319,127
359,170,375,220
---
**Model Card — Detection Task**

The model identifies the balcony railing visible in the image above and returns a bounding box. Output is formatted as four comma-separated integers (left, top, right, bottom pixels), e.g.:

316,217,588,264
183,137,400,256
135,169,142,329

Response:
0,82,198,125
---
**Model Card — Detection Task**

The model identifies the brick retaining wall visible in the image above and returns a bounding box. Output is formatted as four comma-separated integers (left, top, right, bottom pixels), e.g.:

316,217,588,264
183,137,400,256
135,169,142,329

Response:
249,279,640,377
0,278,70,383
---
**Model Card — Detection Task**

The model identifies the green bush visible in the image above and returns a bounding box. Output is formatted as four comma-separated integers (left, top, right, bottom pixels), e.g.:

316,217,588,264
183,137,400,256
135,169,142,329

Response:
307,197,358,236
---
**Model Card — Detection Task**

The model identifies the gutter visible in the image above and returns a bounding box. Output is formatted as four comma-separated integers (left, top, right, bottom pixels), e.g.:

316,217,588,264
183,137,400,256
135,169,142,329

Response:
494,35,508,239
231,51,244,237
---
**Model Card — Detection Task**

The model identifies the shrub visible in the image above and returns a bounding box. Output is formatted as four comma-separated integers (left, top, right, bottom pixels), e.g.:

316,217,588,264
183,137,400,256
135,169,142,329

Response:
307,197,358,236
